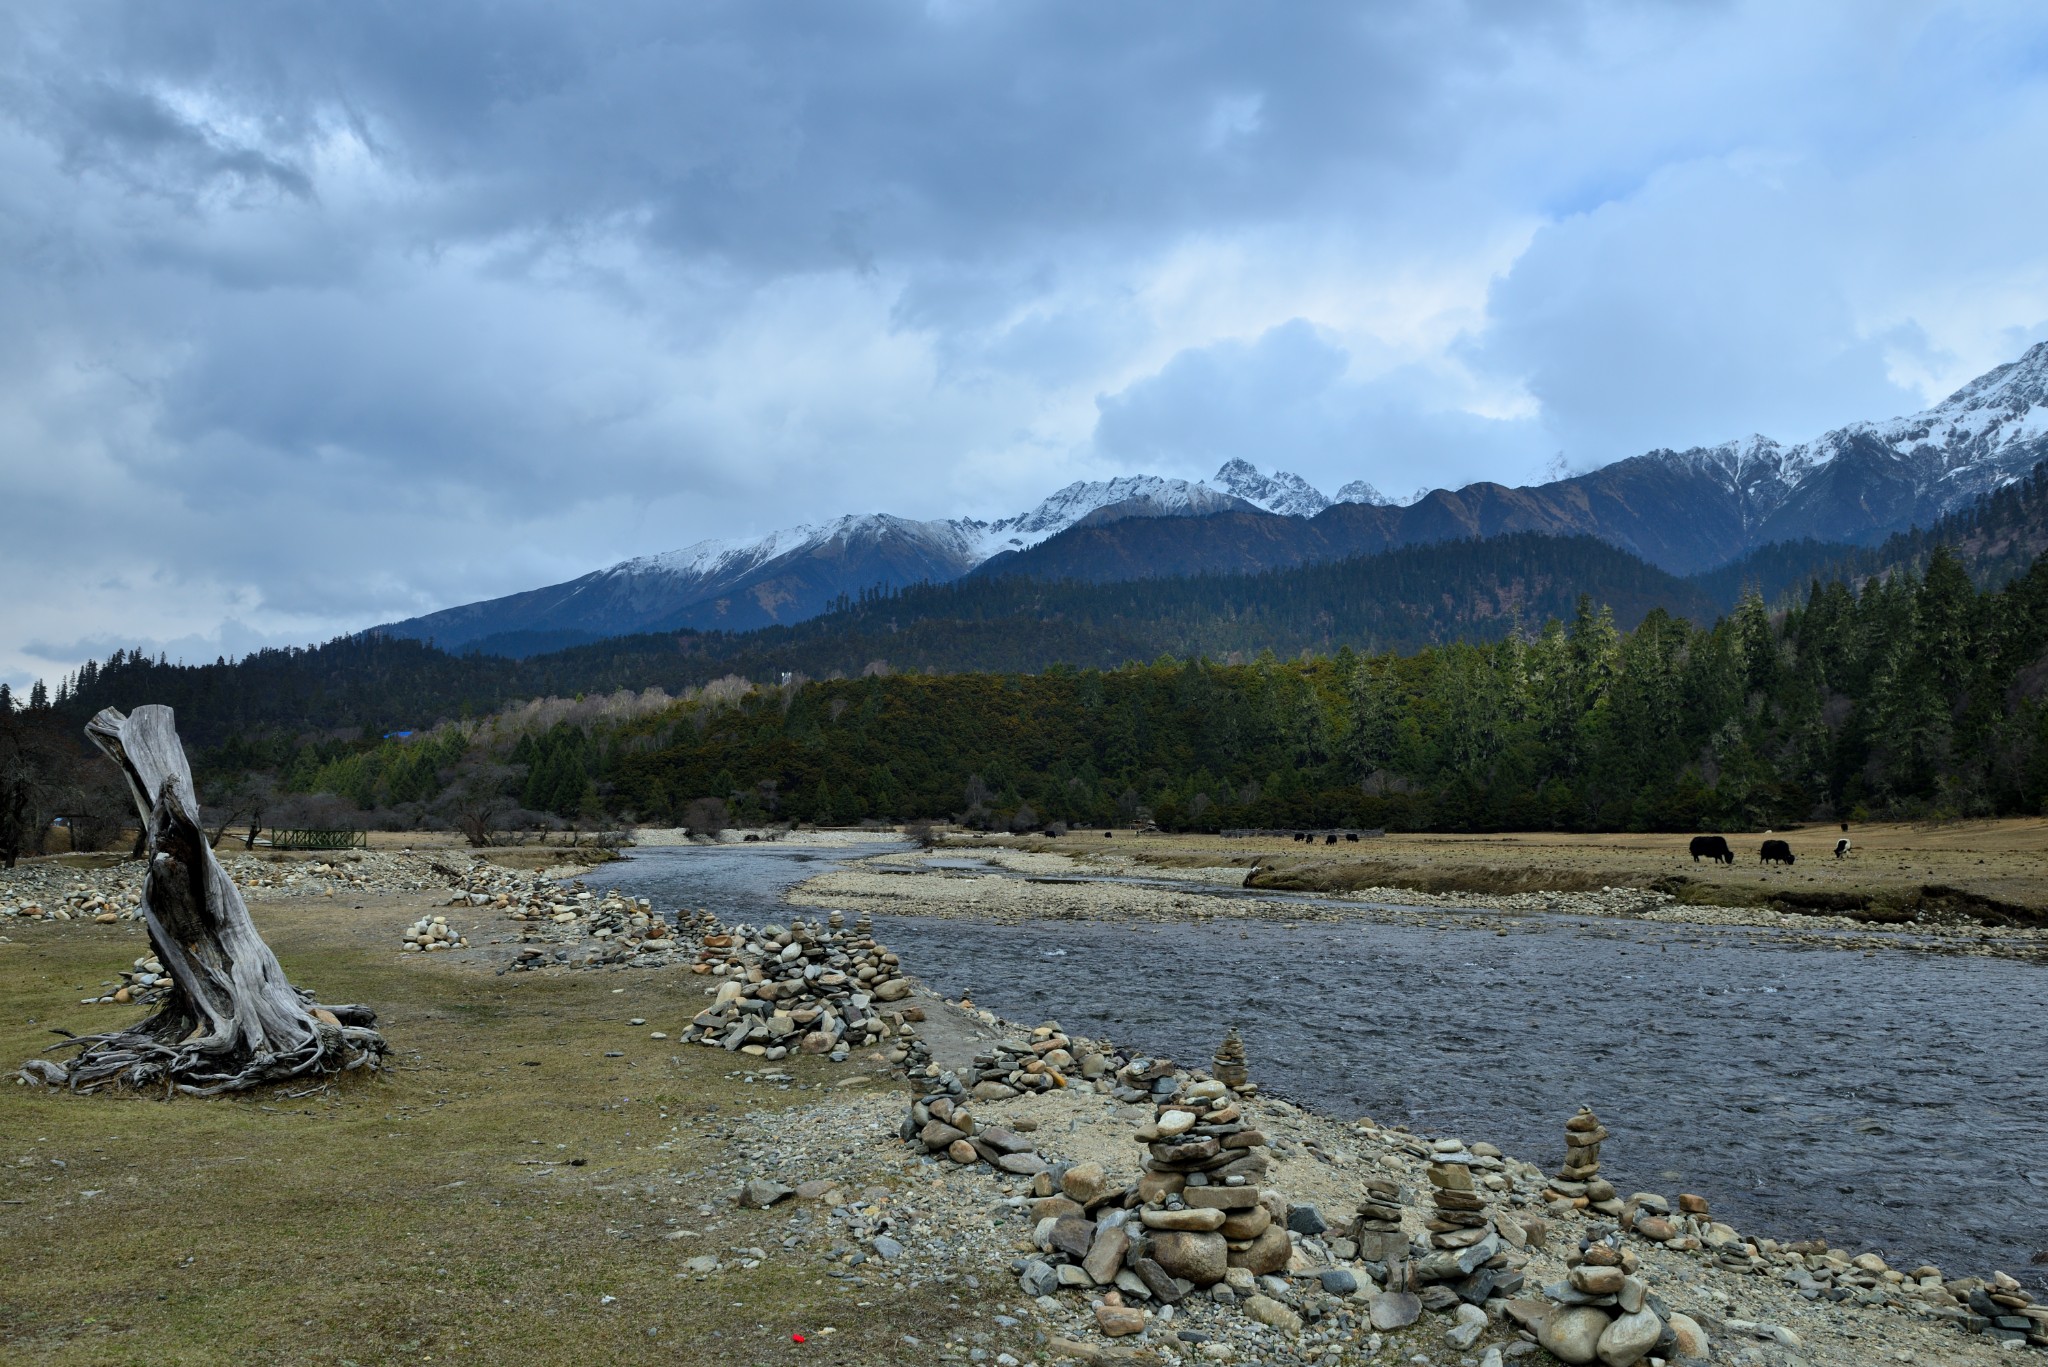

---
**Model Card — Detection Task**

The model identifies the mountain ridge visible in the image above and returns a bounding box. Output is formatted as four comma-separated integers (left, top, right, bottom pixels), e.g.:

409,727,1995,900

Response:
377,341,2048,654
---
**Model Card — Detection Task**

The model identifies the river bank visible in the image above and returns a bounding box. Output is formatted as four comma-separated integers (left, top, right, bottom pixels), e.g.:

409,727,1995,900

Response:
6,840,2041,1364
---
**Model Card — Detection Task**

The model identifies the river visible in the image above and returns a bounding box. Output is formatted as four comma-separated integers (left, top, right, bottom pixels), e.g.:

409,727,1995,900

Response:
597,841,2048,1287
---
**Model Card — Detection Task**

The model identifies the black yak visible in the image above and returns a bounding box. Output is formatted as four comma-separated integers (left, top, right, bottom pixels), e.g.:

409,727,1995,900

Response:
1689,835,1734,865
1761,839,1795,865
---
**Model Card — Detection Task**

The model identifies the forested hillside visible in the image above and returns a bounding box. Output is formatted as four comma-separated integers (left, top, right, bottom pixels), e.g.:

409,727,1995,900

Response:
13,545,2045,846
39,533,1717,743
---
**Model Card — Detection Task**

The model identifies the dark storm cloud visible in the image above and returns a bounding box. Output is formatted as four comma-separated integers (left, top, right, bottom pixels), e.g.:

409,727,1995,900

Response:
2,1,2047,683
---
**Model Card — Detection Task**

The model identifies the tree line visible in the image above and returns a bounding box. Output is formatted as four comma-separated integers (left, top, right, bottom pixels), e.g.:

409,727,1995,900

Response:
47,542,2031,844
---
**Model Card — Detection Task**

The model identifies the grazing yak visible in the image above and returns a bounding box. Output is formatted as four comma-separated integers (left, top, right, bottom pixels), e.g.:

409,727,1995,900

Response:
1835,837,1852,859
1761,839,1796,865
1689,835,1735,864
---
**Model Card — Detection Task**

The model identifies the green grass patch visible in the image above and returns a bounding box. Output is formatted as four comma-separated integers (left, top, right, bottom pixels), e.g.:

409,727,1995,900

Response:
0,909,961,1365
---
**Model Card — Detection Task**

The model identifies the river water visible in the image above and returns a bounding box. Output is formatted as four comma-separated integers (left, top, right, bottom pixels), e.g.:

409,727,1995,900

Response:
598,842,2048,1286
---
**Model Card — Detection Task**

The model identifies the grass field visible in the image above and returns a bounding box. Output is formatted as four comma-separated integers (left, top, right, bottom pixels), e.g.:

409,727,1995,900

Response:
1022,818,2048,924
0,895,960,1366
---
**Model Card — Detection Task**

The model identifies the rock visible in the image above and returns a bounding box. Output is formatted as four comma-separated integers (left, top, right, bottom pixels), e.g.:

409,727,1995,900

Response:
1538,1305,1610,1365
1020,1259,1060,1297
1369,1291,1422,1330
1226,1223,1291,1275
1595,1306,1662,1366
1316,1269,1358,1296
738,1178,792,1208
1570,1265,1626,1295
871,1234,904,1260
1244,1293,1302,1334
1049,1217,1098,1261
1083,1224,1131,1286
947,1139,979,1164
1095,1304,1146,1337
873,977,911,1001
1130,1256,1184,1304
1062,1161,1113,1204
793,1179,843,1202
1184,1185,1260,1211
996,1152,1048,1176
1633,1215,1677,1242
1147,1230,1228,1286
973,1082,1020,1100
1665,1311,1710,1361
1218,1206,1271,1240
1285,1203,1326,1236
1155,1109,1197,1137
1141,1206,1225,1232
1447,1301,1488,1349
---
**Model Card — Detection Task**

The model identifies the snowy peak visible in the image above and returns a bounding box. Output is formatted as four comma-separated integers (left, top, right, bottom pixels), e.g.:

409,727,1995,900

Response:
993,475,1240,541
1210,459,1333,516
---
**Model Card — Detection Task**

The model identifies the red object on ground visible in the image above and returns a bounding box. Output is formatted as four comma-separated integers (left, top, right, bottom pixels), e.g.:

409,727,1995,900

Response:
791,1334,806,1343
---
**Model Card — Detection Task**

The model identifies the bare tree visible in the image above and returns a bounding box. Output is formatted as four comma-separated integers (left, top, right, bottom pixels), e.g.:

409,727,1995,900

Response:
681,795,730,839
19,706,386,1094
0,711,66,868
435,760,517,848
201,771,273,849
64,762,135,853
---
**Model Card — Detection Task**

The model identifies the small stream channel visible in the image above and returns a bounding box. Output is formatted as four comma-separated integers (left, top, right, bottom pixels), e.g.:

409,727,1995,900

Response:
597,842,2048,1288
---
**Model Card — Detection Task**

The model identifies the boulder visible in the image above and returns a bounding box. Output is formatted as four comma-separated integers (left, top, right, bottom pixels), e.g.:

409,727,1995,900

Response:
1368,1291,1422,1330
1596,1307,1662,1366
1538,1306,1609,1365
1083,1224,1131,1286
1227,1223,1292,1275
1146,1230,1228,1286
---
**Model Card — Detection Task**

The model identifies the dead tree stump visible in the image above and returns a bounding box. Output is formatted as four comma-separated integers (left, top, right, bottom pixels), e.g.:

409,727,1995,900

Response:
18,705,387,1095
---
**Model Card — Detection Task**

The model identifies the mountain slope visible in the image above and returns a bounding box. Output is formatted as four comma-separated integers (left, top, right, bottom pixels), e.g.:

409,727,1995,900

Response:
378,342,2048,652
988,344,2048,585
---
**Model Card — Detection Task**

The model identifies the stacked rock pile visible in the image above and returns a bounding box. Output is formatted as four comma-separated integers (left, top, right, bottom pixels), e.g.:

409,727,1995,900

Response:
1129,1076,1294,1285
1210,1027,1251,1092
401,913,467,952
1544,1107,1624,1218
900,1084,1049,1177
1515,1226,1710,1366
1968,1270,2048,1348
507,888,693,971
677,913,931,1069
962,1021,1114,1100
80,953,176,1006
1408,1145,1527,1310
3,887,142,922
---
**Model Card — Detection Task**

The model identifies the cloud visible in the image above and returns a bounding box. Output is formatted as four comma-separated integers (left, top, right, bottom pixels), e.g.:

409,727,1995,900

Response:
2,0,2048,683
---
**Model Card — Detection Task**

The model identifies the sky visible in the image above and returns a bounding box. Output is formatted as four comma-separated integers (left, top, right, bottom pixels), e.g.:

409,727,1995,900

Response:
4,0,2048,687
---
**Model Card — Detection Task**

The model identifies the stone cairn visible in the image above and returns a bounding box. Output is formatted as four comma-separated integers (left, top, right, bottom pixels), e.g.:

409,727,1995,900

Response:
1210,1026,1251,1092
506,887,682,972
677,910,930,1069
401,912,467,952
85,952,175,1008
1131,1075,1292,1290
1410,1142,1526,1309
963,1020,1111,1100
1544,1106,1624,1217
1514,1226,1709,1367
998,1053,1336,1340
901,1085,1050,1177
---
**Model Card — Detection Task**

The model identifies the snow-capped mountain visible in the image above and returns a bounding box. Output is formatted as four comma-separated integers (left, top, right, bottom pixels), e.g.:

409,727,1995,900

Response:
1210,458,1332,516
378,342,2048,653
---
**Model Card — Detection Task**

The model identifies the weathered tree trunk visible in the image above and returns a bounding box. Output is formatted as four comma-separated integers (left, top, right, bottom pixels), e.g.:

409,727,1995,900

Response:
19,706,387,1095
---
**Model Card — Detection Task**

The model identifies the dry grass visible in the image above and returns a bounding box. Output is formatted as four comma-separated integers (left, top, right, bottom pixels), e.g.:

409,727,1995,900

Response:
1023,819,2048,925
0,897,960,1366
